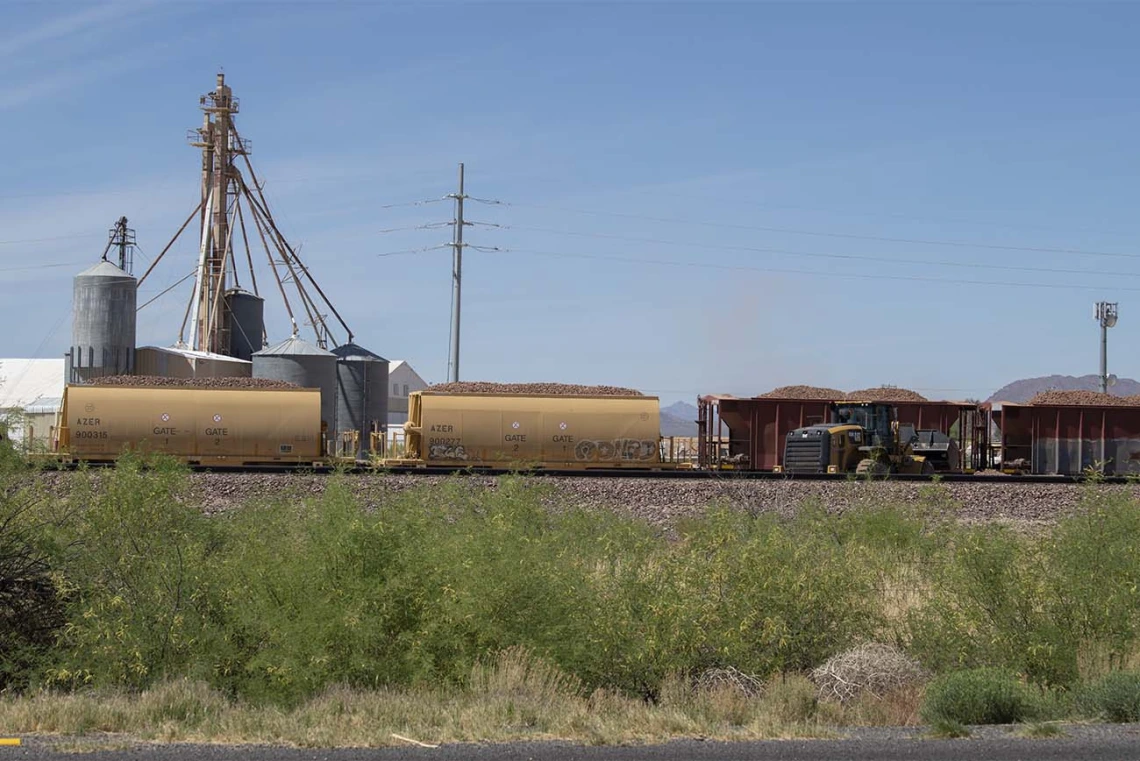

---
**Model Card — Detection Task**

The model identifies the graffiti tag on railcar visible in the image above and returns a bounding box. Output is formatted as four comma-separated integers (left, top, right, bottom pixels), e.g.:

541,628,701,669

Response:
429,443,467,460
574,439,657,461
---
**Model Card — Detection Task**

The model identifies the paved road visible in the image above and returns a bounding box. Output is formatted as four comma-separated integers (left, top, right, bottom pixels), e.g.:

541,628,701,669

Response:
7,725,1140,761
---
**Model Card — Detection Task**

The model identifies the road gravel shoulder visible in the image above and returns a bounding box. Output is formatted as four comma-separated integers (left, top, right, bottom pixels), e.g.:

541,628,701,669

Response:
8,724,1140,761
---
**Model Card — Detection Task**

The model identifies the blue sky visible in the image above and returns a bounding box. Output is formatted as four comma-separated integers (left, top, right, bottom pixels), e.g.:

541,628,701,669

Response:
4,1,1140,405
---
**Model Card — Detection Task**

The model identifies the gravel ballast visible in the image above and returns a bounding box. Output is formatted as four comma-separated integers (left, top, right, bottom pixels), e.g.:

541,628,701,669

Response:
31,471,1118,530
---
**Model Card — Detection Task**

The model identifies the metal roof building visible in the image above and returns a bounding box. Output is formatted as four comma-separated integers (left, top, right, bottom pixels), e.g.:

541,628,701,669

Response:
0,358,66,450
0,358,65,410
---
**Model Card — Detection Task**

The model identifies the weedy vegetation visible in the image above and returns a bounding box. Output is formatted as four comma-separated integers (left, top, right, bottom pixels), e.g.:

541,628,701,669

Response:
4,443,1140,746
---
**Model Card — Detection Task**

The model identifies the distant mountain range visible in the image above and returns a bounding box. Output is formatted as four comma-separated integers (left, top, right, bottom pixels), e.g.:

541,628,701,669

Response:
660,401,699,437
986,374,1140,403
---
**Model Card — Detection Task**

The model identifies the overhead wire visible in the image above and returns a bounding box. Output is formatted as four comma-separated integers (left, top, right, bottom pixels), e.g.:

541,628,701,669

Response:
0,261,91,273
377,222,452,233
138,269,197,311
502,224,1140,280
494,247,1140,293
378,197,448,209
377,245,449,258
0,233,103,247
500,201,1140,261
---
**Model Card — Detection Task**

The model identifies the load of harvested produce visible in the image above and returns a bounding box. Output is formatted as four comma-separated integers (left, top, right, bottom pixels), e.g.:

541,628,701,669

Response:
425,381,643,396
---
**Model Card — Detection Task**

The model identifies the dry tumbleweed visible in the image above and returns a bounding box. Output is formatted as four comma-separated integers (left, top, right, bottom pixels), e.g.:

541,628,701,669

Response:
810,642,927,704
695,666,765,697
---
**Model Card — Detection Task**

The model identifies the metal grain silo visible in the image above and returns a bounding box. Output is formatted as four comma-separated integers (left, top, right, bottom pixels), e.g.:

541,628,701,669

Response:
223,289,265,361
332,342,390,459
252,337,337,448
70,260,137,382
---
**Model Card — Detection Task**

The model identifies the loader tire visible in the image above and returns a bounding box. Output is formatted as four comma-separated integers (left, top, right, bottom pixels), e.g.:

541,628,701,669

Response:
855,458,889,477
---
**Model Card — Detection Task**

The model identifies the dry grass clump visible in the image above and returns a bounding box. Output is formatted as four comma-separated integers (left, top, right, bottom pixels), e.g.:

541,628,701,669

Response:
811,642,928,705
0,653,845,748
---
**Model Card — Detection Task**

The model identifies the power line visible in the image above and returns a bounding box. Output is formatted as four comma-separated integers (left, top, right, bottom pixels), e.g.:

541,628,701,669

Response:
0,233,102,247
377,222,451,234
497,246,1140,292
377,245,449,258
0,260,90,273
504,224,1140,279
502,201,1140,261
378,197,448,209
637,191,1140,240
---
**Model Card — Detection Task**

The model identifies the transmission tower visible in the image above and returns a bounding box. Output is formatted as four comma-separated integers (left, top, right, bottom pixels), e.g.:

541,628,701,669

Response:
447,163,468,382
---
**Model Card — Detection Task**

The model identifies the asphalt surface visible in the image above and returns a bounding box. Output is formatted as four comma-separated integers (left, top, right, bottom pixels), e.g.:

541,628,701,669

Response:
7,725,1140,761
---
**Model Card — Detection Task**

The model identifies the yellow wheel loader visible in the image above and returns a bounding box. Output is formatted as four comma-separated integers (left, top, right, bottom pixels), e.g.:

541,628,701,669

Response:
782,401,934,476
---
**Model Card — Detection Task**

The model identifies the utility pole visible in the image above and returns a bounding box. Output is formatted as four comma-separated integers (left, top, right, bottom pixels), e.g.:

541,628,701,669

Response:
1095,302,1119,393
447,163,467,382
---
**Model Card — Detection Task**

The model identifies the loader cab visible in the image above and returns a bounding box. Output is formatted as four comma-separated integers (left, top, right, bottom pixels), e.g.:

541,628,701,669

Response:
831,402,895,449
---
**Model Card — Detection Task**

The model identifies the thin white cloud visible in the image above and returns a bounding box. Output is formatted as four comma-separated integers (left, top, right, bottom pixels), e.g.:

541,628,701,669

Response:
0,1,157,58
0,49,151,110
0,1,192,111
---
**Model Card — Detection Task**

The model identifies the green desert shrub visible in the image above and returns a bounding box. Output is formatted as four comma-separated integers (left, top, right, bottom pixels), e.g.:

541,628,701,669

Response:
1075,671,1140,723
920,668,1040,725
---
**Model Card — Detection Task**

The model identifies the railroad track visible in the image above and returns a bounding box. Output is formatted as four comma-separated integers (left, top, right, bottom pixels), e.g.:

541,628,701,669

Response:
170,464,1122,484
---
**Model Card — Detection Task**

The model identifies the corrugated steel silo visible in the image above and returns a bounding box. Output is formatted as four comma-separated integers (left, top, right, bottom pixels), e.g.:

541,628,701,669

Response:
252,336,336,447
332,342,389,459
224,289,265,361
71,260,137,382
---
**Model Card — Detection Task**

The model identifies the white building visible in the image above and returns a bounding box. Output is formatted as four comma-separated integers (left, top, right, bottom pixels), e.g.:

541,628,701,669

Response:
387,360,429,426
0,358,66,451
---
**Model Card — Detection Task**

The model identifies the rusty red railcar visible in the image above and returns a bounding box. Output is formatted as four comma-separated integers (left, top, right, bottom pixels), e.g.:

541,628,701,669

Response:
995,402,1140,476
697,395,984,472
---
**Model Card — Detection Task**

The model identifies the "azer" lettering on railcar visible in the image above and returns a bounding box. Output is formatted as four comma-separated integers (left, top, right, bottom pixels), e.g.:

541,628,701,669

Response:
76,418,100,425
430,424,454,432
